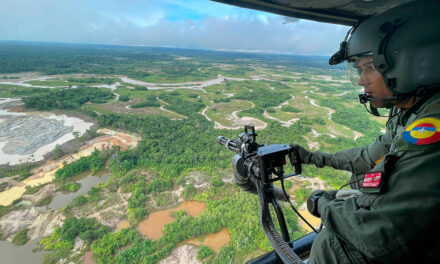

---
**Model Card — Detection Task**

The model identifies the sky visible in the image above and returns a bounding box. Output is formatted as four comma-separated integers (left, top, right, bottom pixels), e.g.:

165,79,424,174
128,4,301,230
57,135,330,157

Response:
0,0,350,55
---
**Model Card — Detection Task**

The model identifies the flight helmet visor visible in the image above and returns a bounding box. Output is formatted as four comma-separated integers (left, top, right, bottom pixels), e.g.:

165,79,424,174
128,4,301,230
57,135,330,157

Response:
346,52,381,87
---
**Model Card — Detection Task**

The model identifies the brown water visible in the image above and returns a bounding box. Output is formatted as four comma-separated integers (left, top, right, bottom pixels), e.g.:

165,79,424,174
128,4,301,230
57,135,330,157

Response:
183,228,231,253
137,201,206,240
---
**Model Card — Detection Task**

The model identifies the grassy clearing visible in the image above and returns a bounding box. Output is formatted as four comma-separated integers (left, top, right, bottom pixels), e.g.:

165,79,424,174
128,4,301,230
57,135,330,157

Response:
24,79,69,87
205,100,253,126
0,84,52,97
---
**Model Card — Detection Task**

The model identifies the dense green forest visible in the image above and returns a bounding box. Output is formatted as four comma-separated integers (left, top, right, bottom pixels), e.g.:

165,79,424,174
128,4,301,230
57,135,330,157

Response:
55,150,109,179
0,41,345,81
22,87,114,110
0,41,386,264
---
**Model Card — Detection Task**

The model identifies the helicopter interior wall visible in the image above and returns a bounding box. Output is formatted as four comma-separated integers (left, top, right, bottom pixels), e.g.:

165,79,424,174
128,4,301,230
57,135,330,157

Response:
211,0,415,26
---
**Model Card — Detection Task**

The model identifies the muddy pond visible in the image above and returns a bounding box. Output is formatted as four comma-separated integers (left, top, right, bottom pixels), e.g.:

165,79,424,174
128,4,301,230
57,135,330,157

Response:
138,201,207,240
137,200,231,252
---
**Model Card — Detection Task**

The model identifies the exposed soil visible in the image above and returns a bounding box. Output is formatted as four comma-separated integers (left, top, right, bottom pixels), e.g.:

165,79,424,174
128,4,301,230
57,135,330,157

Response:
83,250,96,264
209,101,268,130
117,220,130,231
0,129,140,207
0,207,39,240
159,244,201,264
98,98,162,115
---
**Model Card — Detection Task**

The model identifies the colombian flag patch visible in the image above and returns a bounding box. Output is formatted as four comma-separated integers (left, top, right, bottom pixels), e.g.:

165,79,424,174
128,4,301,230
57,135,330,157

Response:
402,117,440,145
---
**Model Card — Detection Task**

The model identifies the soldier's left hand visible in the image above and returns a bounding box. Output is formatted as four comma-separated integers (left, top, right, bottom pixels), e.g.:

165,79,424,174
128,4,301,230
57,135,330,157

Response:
307,190,337,217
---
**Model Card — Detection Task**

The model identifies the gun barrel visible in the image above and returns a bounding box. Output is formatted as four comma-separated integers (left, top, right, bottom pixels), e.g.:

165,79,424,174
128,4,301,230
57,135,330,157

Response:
217,136,240,153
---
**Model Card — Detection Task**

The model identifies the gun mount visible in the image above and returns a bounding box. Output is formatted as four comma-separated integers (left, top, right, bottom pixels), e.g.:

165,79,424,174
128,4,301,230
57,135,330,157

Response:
217,126,312,264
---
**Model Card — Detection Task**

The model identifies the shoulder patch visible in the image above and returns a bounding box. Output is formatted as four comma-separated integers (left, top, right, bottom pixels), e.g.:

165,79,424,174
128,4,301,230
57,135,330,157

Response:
402,117,440,145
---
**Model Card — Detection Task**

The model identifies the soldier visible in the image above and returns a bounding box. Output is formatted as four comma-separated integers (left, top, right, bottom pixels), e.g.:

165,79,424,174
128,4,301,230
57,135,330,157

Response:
289,0,440,263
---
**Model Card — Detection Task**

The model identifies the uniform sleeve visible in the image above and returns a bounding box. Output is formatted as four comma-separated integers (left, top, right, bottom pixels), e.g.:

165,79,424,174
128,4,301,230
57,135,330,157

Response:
311,117,395,189
318,149,440,261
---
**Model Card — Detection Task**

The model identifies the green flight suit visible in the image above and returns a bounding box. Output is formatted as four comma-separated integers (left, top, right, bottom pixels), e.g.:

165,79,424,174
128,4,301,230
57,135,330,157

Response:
307,92,440,263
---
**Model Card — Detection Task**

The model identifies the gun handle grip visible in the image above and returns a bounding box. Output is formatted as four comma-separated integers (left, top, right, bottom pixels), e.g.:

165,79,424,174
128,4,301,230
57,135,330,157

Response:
291,148,302,175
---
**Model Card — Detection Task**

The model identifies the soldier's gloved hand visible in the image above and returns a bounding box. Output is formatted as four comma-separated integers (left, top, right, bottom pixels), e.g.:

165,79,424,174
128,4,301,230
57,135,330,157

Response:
289,144,313,165
289,143,332,168
307,190,337,218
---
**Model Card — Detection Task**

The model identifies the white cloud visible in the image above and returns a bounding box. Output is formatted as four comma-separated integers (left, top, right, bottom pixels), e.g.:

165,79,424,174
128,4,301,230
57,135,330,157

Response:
0,0,350,55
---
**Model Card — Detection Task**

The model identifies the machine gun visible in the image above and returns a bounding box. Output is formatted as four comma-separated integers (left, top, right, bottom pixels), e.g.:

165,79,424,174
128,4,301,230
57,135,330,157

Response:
217,126,316,264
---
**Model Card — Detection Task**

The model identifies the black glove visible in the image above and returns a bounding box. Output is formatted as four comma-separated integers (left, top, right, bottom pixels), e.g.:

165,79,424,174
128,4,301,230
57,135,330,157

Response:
289,144,313,166
307,190,337,218
289,143,332,168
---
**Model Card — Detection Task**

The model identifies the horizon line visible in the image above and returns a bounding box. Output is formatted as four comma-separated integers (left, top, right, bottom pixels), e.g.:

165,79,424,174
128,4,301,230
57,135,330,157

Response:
0,38,332,58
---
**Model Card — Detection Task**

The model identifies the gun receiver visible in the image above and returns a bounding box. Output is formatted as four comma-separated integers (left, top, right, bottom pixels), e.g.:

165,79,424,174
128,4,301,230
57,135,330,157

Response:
217,125,301,182
217,126,305,264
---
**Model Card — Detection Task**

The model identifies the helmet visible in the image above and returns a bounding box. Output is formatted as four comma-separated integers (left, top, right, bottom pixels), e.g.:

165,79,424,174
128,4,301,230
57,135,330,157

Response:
331,0,440,99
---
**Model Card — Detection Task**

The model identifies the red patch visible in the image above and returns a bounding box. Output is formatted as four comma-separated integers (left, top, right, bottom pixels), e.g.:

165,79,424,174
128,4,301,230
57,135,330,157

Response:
361,172,382,188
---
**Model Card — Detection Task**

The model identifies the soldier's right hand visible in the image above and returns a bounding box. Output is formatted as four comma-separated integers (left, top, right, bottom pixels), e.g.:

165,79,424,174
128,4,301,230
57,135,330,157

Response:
289,143,313,166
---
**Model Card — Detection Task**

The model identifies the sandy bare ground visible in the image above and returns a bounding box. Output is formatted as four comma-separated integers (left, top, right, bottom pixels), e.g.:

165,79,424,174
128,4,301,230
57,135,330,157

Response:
0,75,54,88
159,245,201,264
0,129,140,206
261,95,300,127
306,96,364,140
353,131,363,141
302,135,320,151
119,75,245,93
289,176,332,232
87,188,129,226
269,73,301,80
311,129,336,139
263,111,299,127
0,206,64,242
307,96,335,121
0,74,246,97
310,75,350,84
83,251,96,264
200,106,211,122
202,101,267,130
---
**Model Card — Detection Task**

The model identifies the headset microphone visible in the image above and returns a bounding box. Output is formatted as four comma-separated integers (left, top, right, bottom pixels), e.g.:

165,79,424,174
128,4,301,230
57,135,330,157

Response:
358,94,397,117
